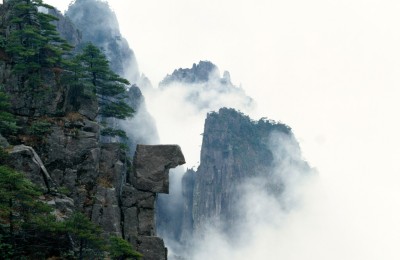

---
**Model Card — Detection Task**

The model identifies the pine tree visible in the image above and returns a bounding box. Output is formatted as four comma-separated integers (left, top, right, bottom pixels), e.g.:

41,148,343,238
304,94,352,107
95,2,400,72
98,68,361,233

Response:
76,43,133,119
3,0,72,87
0,86,17,136
108,235,142,260
70,43,134,139
63,212,105,259
0,165,60,258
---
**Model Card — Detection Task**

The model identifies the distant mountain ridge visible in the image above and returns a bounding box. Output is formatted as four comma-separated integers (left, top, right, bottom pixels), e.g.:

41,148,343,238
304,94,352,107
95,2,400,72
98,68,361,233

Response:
160,61,225,86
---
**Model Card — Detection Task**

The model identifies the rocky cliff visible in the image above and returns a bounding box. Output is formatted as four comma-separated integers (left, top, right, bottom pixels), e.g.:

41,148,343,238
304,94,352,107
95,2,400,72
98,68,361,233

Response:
65,0,159,150
172,108,311,245
0,66,184,258
0,1,181,258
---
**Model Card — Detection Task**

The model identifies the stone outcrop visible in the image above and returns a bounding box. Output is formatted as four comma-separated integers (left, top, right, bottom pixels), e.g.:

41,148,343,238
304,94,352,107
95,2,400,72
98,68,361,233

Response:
8,145,57,192
122,145,185,260
132,145,185,193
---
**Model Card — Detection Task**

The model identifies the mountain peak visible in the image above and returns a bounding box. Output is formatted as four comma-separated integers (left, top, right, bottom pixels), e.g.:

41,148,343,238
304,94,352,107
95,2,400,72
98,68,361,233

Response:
160,60,221,86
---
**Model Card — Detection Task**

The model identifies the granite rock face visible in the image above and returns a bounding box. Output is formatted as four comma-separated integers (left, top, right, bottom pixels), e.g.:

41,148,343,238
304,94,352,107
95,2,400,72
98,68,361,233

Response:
49,8,82,46
6,134,185,260
8,145,56,192
176,108,311,243
133,145,185,193
123,145,185,260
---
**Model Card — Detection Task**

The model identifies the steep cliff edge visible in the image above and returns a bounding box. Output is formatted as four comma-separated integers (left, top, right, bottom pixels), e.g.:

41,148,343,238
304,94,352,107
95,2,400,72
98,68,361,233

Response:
178,108,312,242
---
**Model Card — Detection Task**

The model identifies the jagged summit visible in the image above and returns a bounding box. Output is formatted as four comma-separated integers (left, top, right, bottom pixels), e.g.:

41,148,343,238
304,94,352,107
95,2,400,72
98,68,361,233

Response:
158,61,253,113
160,60,232,86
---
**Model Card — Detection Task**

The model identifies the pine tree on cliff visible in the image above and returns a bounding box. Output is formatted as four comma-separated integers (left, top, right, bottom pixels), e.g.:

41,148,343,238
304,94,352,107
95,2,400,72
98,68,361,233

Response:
2,0,72,87
73,43,134,138
0,86,17,136
0,165,63,258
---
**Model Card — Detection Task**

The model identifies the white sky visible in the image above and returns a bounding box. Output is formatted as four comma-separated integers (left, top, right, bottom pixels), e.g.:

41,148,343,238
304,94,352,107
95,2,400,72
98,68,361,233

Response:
47,1,400,259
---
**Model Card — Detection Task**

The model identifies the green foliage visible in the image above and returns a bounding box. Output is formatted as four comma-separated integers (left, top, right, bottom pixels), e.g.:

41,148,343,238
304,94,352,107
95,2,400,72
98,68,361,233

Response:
63,212,105,259
108,235,142,260
0,161,142,259
57,186,71,196
28,120,52,136
0,87,17,135
3,0,72,89
101,127,128,139
0,234,13,259
75,43,134,120
63,213,143,259
65,43,134,143
118,142,130,152
0,148,9,165
0,165,63,258
100,100,134,119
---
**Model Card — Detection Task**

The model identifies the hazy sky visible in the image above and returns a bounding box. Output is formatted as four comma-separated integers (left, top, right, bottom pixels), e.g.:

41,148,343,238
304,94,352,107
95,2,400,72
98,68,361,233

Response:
47,1,400,259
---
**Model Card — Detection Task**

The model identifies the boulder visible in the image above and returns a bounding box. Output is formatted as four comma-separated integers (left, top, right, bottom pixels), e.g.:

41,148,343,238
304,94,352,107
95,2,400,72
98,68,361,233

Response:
132,145,185,193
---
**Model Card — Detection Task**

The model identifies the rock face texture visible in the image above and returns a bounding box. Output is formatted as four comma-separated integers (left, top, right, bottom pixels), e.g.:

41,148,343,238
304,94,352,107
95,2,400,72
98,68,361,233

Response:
8,145,57,192
49,8,82,46
6,131,185,260
0,7,184,254
127,145,186,259
177,108,312,241
133,145,185,193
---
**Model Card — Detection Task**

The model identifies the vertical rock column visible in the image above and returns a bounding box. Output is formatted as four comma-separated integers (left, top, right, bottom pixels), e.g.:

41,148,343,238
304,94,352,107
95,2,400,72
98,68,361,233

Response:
122,145,185,260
